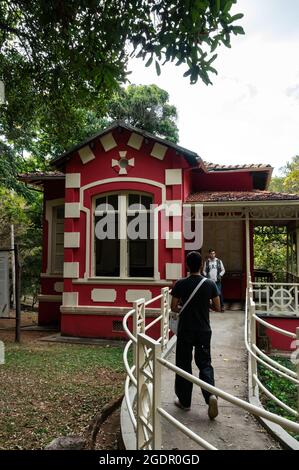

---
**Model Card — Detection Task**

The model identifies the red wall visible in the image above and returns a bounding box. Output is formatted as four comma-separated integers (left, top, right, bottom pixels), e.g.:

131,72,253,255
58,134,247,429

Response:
61,314,161,340
191,170,253,192
38,301,61,326
260,318,299,351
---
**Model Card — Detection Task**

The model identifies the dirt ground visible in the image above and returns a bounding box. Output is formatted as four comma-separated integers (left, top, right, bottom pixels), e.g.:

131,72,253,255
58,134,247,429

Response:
0,321,124,450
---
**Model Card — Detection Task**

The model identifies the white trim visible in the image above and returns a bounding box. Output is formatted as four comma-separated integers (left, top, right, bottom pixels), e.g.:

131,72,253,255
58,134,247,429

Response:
65,202,80,218
119,194,127,277
91,289,117,302
185,201,299,207
73,278,172,286
150,142,167,160
64,232,80,248
63,262,79,279
166,263,182,280
78,145,96,164
127,132,144,150
100,132,117,151
45,198,65,275
80,178,166,279
62,292,78,307
60,305,160,315
125,289,152,303
40,273,64,279
54,282,64,293
38,294,62,303
165,231,182,249
165,169,182,185
65,173,81,188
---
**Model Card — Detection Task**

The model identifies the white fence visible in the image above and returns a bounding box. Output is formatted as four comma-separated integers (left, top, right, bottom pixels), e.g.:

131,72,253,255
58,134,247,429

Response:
123,282,299,450
252,282,299,316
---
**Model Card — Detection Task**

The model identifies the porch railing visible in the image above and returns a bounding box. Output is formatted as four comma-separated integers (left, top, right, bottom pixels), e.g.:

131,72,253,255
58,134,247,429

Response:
252,282,299,316
122,283,299,450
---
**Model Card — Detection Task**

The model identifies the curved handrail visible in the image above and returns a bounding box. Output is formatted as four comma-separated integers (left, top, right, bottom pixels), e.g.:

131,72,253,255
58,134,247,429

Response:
122,290,170,440
253,314,296,339
123,281,299,450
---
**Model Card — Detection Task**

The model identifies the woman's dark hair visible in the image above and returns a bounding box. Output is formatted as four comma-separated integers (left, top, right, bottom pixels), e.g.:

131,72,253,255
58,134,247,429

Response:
186,251,202,272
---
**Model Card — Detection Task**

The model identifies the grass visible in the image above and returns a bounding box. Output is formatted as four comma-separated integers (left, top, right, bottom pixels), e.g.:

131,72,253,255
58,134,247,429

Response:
258,356,298,441
0,337,129,450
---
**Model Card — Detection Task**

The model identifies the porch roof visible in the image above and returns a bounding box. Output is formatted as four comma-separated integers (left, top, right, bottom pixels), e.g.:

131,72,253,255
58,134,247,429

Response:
186,190,299,203
18,171,65,186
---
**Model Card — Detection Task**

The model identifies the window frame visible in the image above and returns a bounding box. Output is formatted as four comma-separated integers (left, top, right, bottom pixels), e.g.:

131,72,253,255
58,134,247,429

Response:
92,191,156,280
45,198,65,276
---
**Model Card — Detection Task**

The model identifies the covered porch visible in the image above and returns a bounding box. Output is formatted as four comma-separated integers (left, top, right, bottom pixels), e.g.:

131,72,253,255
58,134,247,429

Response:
186,192,299,350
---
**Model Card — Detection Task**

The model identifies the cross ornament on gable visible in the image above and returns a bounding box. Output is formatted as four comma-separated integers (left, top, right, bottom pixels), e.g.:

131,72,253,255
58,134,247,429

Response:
111,151,135,175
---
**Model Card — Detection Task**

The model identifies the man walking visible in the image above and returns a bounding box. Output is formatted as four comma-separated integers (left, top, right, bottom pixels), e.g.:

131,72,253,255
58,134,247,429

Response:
203,249,225,312
171,251,220,419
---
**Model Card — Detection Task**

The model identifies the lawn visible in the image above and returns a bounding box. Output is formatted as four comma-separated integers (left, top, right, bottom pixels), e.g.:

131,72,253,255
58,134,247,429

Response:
0,332,127,450
258,356,298,441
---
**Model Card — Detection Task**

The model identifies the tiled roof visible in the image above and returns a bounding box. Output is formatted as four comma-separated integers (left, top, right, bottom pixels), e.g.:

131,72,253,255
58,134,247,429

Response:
186,190,299,203
19,171,64,181
51,120,202,168
18,172,65,187
203,162,272,171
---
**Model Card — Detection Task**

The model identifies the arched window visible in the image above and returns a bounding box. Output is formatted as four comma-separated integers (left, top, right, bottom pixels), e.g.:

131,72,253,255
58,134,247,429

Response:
94,192,154,278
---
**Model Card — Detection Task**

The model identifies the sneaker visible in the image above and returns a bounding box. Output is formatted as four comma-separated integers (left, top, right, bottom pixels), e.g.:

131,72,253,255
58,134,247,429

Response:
174,398,191,411
208,395,218,420
221,307,225,312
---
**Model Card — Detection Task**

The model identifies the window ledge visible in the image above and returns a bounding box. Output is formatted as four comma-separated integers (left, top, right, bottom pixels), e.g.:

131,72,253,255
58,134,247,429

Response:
72,278,173,286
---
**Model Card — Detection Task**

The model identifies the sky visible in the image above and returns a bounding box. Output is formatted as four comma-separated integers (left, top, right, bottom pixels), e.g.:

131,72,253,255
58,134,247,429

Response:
127,0,299,175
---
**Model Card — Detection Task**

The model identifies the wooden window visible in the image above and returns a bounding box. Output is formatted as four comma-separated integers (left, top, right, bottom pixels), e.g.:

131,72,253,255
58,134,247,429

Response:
94,192,154,278
51,205,65,274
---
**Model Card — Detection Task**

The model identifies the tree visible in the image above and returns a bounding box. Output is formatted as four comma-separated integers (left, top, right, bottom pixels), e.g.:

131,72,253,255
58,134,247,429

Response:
283,155,299,193
107,84,179,143
0,187,42,307
0,0,244,156
269,155,299,194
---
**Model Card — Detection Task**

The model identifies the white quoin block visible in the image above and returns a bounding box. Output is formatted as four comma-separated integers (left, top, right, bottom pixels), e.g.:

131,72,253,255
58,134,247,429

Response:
165,200,182,217
91,289,117,302
165,169,182,185
150,142,167,160
64,232,80,248
127,132,144,150
165,232,182,249
100,132,117,151
62,292,78,307
166,263,182,280
65,173,81,189
63,262,79,279
65,202,80,218
78,145,96,164
125,290,152,303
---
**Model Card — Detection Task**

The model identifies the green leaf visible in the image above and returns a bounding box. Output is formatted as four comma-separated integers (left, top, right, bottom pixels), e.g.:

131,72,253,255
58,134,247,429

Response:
232,26,245,35
145,56,153,67
155,61,161,76
228,13,244,23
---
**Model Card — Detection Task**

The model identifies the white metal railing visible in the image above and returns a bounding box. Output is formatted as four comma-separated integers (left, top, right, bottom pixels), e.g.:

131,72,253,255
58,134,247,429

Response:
123,281,299,450
246,277,299,423
252,281,299,316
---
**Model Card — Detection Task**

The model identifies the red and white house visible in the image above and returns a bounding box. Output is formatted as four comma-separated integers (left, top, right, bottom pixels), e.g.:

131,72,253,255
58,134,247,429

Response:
20,121,299,348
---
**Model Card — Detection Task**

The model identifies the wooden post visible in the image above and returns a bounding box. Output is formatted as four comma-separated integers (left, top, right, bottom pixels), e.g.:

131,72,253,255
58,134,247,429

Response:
11,225,16,309
14,245,21,343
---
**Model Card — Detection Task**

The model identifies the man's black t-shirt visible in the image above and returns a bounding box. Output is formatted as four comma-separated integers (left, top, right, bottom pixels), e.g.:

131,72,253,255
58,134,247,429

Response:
171,274,219,335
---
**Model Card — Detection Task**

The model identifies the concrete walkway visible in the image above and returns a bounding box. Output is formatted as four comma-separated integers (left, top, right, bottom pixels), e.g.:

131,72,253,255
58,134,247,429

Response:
160,311,281,450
